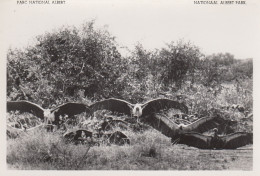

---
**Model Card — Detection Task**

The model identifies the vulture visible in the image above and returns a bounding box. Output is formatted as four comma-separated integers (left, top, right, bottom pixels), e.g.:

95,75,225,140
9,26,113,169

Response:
6,124,56,138
104,131,130,145
7,125,24,139
51,102,91,125
176,129,253,149
63,129,93,145
7,101,47,121
63,129,130,146
98,117,129,131
140,113,233,141
89,98,189,121
7,101,90,126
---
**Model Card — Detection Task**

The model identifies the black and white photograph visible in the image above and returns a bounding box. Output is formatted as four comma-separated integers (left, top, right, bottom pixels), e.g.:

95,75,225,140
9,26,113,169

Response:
0,0,259,173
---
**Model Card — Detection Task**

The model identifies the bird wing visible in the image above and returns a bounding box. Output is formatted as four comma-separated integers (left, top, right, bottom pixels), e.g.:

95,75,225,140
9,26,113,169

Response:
141,113,180,138
178,132,211,149
63,129,92,139
75,130,93,137
7,125,24,132
7,101,45,120
111,119,129,125
51,102,90,117
63,131,76,138
142,98,188,116
25,124,56,132
185,116,224,133
7,125,24,138
220,132,253,149
107,131,130,145
89,98,133,115
111,131,128,138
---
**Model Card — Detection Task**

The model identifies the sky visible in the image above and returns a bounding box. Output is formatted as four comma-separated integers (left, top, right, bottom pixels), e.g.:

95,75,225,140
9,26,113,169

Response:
0,0,260,59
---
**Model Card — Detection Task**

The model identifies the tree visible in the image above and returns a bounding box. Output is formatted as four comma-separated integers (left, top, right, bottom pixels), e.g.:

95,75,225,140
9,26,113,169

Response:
157,40,202,88
7,21,126,106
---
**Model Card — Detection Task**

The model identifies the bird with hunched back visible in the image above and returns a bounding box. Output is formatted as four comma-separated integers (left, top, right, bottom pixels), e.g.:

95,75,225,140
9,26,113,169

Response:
62,129,130,146
176,128,253,149
63,129,93,145
104,131,130,146
6,123,57,138
98,116,129,131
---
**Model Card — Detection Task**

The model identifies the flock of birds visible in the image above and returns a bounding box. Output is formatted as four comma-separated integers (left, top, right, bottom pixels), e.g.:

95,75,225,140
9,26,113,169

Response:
7,98,253,149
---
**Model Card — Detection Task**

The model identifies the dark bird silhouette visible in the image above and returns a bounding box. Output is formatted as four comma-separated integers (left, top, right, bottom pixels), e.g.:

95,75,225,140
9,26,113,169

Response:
63,129,93,145
7,101,47,121
63,129,130,146
89,98,188,121
105,131,130,145
7,125,24,138
6,124,56,138
176,129,253,149
98,117,129,131
140,113,232,141
51,102,91,125
7,101,90,126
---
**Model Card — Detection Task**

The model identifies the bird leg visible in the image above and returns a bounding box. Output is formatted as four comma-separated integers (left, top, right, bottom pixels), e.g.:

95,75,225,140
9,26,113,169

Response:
137,116,140,124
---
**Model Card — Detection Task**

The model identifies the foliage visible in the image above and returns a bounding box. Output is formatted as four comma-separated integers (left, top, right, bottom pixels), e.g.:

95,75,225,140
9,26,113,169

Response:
7,21,127,107
157,41,202,88
7,20,253,107
197,54,252,87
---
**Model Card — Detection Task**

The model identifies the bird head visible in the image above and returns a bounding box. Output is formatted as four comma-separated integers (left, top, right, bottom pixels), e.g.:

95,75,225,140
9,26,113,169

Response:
178,123,189,133
213,128,219,136
44,109,55,124
178,124,185,131
81,131,86,138
97,126,102,131
132,104,143,117
23,124,28,131
106,117,113,122
231,104,238,110
86,137,92,143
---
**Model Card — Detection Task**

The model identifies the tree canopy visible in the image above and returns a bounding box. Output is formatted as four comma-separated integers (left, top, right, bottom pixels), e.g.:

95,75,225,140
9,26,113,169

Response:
7,21,253,108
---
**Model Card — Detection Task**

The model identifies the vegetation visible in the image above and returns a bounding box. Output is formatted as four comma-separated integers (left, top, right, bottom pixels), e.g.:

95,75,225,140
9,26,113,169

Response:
7,129,252,170
6,20,253,170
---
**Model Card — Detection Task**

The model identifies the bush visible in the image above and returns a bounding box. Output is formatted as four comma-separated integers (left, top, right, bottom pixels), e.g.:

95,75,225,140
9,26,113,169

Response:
7,21,127,106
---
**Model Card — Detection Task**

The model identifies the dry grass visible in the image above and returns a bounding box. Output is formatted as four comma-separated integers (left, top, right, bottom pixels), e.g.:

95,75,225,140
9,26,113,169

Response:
7,128,252,170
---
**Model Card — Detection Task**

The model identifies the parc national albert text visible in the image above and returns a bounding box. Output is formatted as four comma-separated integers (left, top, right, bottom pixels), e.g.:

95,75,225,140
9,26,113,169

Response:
17,0,65,5
16,0,246,5
194,1,246,4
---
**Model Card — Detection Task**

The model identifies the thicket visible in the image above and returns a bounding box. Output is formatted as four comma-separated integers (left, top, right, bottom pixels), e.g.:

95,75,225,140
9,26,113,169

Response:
7,21,253,110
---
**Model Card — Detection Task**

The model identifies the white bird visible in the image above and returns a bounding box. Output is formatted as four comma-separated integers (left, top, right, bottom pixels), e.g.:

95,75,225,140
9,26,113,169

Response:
89,98,189,122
